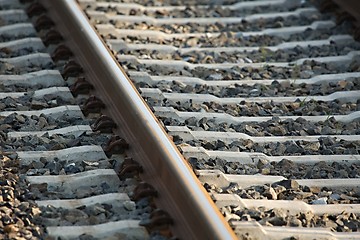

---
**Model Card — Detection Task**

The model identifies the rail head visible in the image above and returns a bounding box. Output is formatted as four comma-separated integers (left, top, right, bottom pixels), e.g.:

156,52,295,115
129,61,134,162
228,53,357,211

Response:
37,0,237,239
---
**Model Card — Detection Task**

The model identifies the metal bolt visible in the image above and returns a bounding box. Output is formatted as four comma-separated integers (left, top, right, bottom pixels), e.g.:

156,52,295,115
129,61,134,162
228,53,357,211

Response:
82,96,105,115
140,209,173,230
26,3,46,17
35,15,54,30
43,30,63,46
118,157,142,178
133,182,158,201
104,135,128,157
69,77,93,96
62,60,83,78
52,44,73,61
92,115,116,133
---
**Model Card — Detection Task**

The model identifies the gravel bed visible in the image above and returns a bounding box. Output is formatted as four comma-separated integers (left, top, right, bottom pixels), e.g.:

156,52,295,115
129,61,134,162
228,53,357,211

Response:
0,19,23,27
138,78,360,98
223,205,360,231
22,157,113,176
0,47,41,58
288,22,354,42
0,113,89,132
0,5,20,11
111,33,284,48
94,0,360,236
0,95,76,111
163,116,360,136
111,14,325,34
7,130,130,201
28,169,139,200
0,62,54,75
0,2,169,240
149,97,359,116
130,60,360,80
1,132,110,151
0,33,38,43
37,198,151,226
106,5,311,18
189,157,360,179
99,0,268,7
216,181,360,232
0,154,45,238
179,137,360,156
75,233,170,240
107,24,353,49
0,83,66,92
206,179,360,205
120,43,360,64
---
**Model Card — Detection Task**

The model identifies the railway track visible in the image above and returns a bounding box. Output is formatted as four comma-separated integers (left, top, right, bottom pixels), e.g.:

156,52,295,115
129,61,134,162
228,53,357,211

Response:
0,1,166,239
1,0,360,239
79,0,360,239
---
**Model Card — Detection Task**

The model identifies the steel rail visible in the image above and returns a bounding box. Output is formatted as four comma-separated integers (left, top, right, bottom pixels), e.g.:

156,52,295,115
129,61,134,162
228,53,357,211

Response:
332,0,360,24
38,0,237,239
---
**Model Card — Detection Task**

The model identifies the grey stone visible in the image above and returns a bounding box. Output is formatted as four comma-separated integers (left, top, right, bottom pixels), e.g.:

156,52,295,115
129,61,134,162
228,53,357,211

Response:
64,163,81,174
263,187,277,200
46,161,62,175
273,179,299,190
311,197,327,205
123,201,136,211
